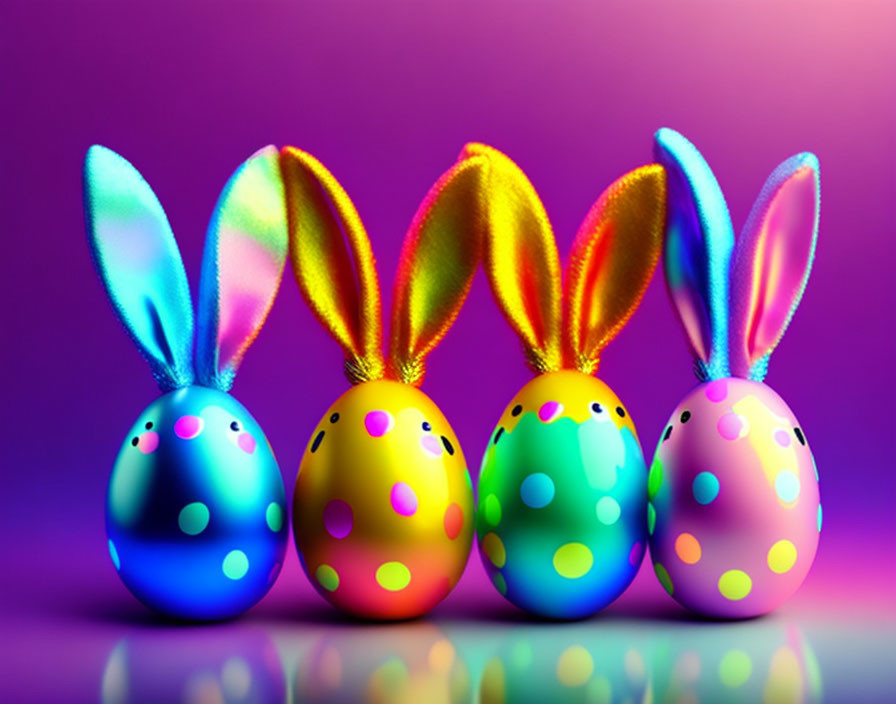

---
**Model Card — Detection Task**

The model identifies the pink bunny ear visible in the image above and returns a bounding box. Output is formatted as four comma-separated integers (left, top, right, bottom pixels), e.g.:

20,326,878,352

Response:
729,153,820,380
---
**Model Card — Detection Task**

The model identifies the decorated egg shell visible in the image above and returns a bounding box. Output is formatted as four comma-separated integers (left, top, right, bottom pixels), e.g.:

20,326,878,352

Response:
648,378,819,618
294,380,473,620
108,386,287,620
477,370,647,619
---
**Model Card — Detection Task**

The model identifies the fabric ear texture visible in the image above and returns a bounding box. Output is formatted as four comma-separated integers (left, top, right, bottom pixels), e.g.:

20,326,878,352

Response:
654,128,735,381
728,153,820,381
195,146,289,391
387,152,489,385
468,143,563,374
83,145,195,391
564,165,666,374
281,147,385,384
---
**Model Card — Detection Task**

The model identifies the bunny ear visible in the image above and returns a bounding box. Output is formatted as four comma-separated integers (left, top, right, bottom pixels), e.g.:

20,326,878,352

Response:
466,143,563,374
564,165,666,373
195,146,289,391
729,153,820,381
654,128,735,381
280,147,385,384
387,150,489,385
83,145,195,391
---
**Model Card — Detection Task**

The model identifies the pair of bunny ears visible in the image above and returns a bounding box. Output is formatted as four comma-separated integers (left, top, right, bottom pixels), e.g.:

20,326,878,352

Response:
657,129,821,382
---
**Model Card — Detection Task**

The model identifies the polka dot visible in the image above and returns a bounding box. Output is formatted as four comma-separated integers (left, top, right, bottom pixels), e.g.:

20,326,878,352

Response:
421,435,443,458
596,497,621,525
375,561,411,591
222,550,249,580
654,562,674,595
323,500,353,539
693,471,720,504
675,533,702,564
520,473,555,508
718,569,752,600
647,457,663,498
718,413,747,440
266,502,283,532
556,646,594,687
364,410,393,437
237,432,256,454
705,379,728,402
136,431,159,454
553,543,593,579
316,564,339,591
174,415,204,439
767,539,797,573
774,429,791,447
443,503,463,539
775,471,801,502
538,400,563,423
390,482,418,516
817,504,823,531
647,503,656,535
483,494,502,526
178,502,210,535
719,650,752,688
629,541,643,567
481,532,506,568
108,539,120,570
492,571,507,595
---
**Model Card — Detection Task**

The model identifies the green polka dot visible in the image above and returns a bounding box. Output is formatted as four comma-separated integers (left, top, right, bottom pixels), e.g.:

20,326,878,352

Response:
493,571,507,595
376,561,411,591
596,496,621,525
108,539,120,570
222,549,249,580
647,502,656,535
719,650,752,687
654,562,673,595
265,502,283,532
178,502,210,535
553,543,593,579
484,494,502,526
647,456,662,498
817,504,823,532
718,569,752,600
316,564,339,591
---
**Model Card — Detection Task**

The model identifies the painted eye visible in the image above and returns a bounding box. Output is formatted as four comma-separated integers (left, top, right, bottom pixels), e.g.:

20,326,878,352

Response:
511,404,523,417
680,411,691,423
230,421,240,432
131,437,139,447
441,436,455,455
330,412,339,423
145,421,153,429
663,425,673,442
615,406,626,418
590,402,612,423
422,421,432,432
794,427,806,446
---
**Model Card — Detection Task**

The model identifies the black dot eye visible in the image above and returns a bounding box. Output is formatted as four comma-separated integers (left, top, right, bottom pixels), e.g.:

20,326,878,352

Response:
131,437,139,447
794,427,806,446
511,404,522,417
422,421,432,432
145,421,153,430
680,411,691,423
616,406,626,418
591,402,603,413
330,412,340,423
441,436,455,455
230,421,240,432
663,425,673,442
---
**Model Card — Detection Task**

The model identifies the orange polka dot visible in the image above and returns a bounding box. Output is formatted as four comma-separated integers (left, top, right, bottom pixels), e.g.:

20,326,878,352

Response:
675,533,702,564
443,503,463,540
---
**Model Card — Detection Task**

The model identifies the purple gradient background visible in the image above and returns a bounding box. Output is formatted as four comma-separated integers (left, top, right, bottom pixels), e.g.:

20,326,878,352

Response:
2,1,895,701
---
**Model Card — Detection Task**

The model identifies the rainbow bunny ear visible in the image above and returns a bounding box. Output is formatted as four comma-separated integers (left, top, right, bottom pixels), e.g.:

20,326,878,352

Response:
280,147,385,384
195,146,289,391
654,128,735,381
728,153,820,381
387,149,489,385
467,143,563,374
564,165,666,373
83,146,195,391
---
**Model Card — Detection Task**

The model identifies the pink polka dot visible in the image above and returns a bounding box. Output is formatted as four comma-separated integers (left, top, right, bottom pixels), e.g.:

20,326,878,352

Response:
774,429,791,447
174,415,204,440
629,541,643,566
137,431,159,454
444,503,463,539
390,482,418,516
538,401,562,423
421,435,443,457
705,379,728,402
323,500,353,538
718,413,745,441
365,410,393,437
237,432,256,454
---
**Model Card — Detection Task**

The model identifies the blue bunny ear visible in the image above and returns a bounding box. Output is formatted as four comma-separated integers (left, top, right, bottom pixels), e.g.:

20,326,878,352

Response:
83,145,195,391
195,146,288,391
654,128,735,381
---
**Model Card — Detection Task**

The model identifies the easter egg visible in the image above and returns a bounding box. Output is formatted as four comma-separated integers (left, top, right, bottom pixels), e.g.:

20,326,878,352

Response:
648,378,820,618
106,385,287,620
475,370,647,619
293,379,474,619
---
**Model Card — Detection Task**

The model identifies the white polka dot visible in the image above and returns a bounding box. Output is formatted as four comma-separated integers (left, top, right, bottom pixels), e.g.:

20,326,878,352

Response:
775,471,800,502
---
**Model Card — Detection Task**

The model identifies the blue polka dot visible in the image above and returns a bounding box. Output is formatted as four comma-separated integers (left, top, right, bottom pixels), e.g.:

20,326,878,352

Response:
520,473,555,508
775,471,800,502
693,472,720,505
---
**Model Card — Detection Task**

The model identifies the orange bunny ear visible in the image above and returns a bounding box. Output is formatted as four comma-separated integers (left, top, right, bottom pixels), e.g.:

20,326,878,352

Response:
564,165,666,374
280,147,385,383
387,151,489,386
466,143,563,374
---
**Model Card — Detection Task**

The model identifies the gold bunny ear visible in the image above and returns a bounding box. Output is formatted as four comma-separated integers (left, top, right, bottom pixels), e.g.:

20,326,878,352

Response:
280,147,385,383
387,151,489,386
466,143,563,373
564,164,666,374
